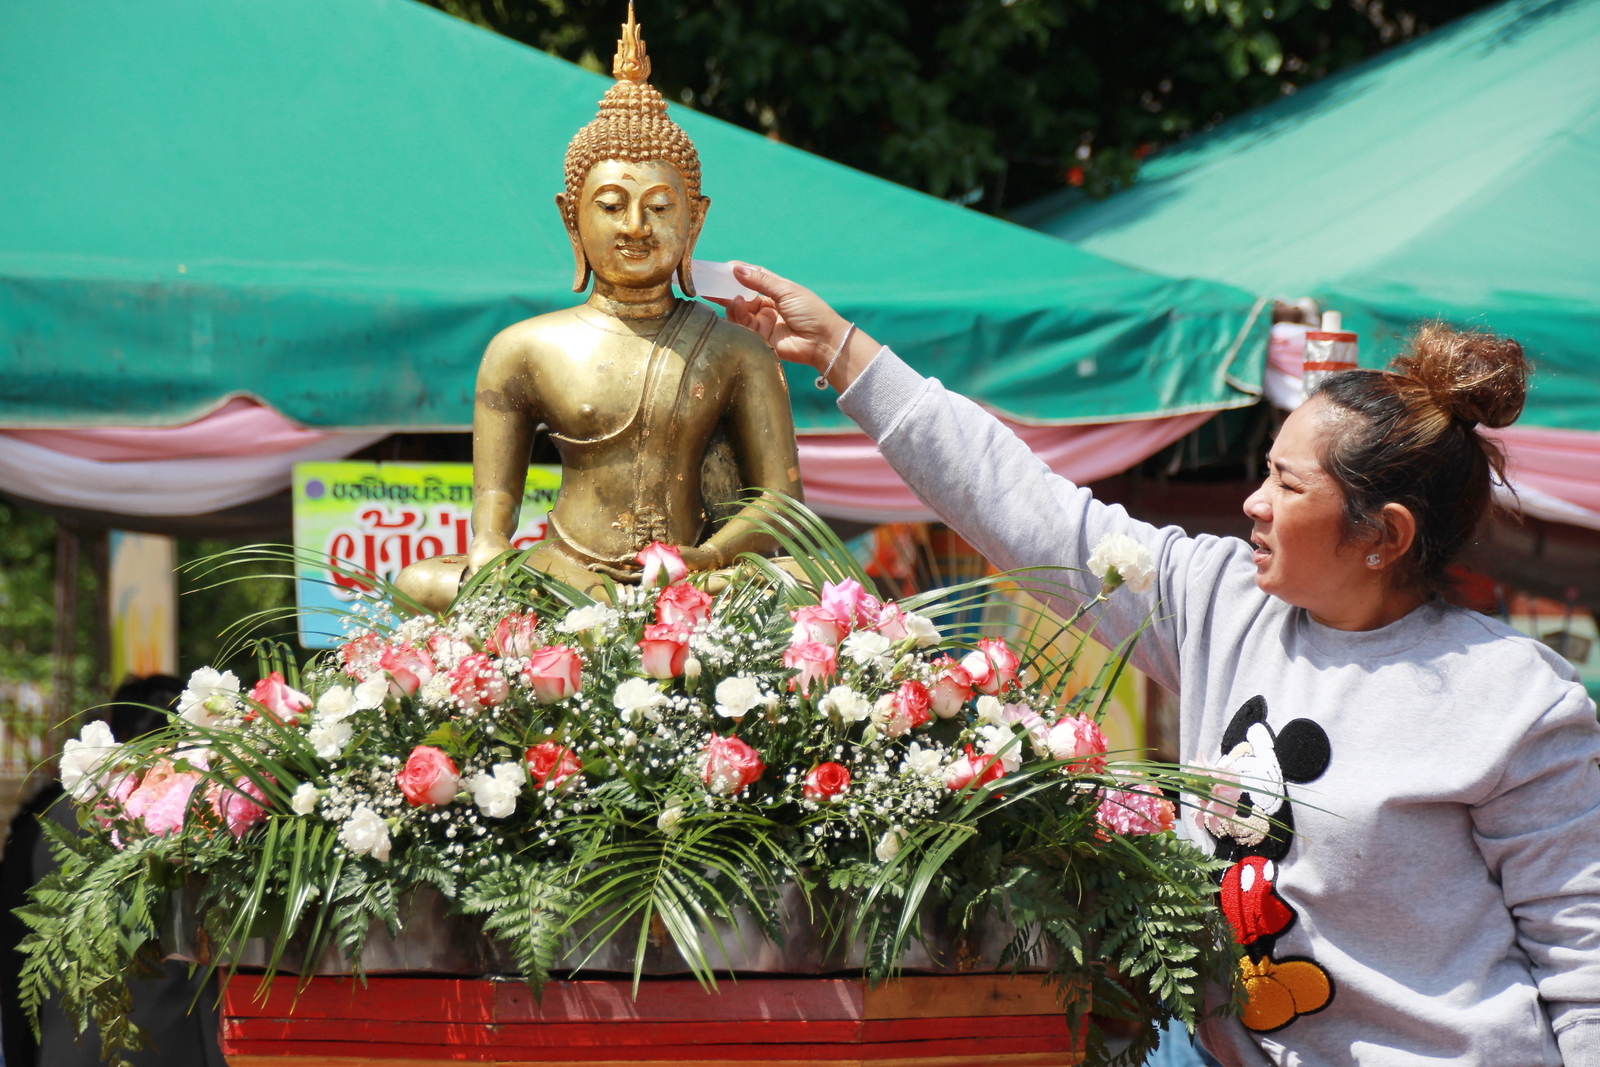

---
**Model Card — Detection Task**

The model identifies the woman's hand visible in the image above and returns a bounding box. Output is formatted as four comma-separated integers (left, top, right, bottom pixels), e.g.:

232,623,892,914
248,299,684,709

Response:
724,263,881,393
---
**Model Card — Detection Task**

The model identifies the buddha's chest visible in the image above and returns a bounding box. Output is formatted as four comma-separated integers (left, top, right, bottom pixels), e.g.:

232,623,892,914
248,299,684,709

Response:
534,333,728,445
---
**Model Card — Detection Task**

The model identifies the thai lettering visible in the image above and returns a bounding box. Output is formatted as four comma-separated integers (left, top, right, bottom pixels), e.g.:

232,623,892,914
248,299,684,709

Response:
324,506,550,597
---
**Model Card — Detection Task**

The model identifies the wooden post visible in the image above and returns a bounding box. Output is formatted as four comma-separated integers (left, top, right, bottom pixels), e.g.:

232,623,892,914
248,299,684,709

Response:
50,524,80,748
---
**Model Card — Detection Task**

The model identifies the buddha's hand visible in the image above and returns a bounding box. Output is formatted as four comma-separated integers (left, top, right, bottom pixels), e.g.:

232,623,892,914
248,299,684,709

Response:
724,263,880,392
464,533,515,578
590,545,720,584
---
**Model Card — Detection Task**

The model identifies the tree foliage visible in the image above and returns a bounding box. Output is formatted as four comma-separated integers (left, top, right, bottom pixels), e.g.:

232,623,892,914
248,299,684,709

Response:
426,0,1494,209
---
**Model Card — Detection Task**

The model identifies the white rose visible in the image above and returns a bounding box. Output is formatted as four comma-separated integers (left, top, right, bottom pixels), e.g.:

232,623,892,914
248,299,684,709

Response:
974,695,1004,725
714,676,763,720
290,782,320,816
307,720,353,760
614,677,666,718
657,802,685,837
353,675,390,711
178,667,241,728
465,762,525,819
842,631,894,670
555,604,620,634
1087,533,1156,596
316,685,356,722
901,741,943,779
339,805,391,861
683,656,702,679
874,827,903,863
59,720,119,802
818,685,871,723
905,613,940,648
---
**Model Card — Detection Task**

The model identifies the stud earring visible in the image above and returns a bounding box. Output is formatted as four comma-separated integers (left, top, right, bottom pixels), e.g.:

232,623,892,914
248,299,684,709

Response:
1366,554,1381,567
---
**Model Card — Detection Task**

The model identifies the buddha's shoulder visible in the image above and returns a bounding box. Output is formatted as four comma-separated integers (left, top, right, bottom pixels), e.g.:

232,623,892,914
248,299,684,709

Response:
703,313,780,366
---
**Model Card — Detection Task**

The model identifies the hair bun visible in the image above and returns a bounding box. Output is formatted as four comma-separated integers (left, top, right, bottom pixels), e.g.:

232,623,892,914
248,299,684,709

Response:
1391,323,1527,429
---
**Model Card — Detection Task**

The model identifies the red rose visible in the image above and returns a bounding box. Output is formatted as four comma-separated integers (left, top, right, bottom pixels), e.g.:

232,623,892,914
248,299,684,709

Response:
802,762,851,802
638,622,691,679
209,774,270,839
960,637,1020,696
339,633,385,679
525,741,582,792
943,744,1007,792
636,542,688,587
378,644,436,697
396,745,461,807
928,657,974,718
701,734,766,796
486,611,540,658
522,645,583,704
874,603,910,641
790,605,848,647
656,581,714,627
782,640,837,696
246,671,312,724
881,680,931,738
447,652,509,708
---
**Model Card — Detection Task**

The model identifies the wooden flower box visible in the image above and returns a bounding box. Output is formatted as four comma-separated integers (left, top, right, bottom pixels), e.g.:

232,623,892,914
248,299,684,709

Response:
219,973,1085,1066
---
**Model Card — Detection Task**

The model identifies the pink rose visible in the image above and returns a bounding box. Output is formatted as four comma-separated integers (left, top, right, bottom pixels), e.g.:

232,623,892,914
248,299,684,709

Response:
1096,782,1176,836
960,637,1021,696
802,762,851,802
210,775,270,839
928,657,974,718
783,640,837,696
339,633,385,679
882,680,932,738
522,645,583,703
636,542,688,588
656,582,714,627
819,578,880,630
525,742,582,792
1047,714,1107,773
123,762,205,837
790,605,848,647
701,734,766,795
447,652,509,708
246,671,312,724
486,612,540,658
396,745,461,807
638,622,691,679
378,644,436,698
943,744,1007,793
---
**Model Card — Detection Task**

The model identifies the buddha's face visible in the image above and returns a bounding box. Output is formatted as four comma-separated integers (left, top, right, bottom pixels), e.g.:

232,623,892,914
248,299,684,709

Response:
562,159,704,292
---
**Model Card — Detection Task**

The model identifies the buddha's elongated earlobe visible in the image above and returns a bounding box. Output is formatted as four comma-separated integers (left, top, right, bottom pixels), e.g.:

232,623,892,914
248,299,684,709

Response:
677,196,710,298
555,193,591,294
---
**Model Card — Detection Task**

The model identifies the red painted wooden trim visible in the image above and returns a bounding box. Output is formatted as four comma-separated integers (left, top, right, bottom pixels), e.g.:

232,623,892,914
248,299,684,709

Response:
222,1035,1070,1062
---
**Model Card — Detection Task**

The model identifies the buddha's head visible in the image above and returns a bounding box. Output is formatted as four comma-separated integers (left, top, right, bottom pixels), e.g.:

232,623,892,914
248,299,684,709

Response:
558,6,708,297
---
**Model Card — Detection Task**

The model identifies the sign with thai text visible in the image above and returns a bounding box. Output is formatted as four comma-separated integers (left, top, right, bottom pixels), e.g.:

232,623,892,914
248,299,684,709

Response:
291,461,561,649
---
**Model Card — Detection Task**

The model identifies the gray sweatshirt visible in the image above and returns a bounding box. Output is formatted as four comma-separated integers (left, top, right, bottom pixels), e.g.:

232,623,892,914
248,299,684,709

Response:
838,350,1600,1067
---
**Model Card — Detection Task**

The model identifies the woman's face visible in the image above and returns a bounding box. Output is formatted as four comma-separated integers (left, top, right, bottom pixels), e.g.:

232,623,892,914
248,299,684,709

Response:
1242,398,1376,622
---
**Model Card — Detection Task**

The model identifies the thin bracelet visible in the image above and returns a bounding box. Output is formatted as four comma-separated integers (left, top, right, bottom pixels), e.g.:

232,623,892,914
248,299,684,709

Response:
814,323,856,391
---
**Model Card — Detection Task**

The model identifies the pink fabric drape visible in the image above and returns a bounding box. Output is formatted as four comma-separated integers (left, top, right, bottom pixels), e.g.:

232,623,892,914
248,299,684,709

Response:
0,397,338,460
1489,426,1600,517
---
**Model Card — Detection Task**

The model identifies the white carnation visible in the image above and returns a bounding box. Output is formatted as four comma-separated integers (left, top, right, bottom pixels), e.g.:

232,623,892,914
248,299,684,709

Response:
842,630,894,670
290,782,320,816
353,675,390,711
316,685,356,722
1087,533,1155,595
465,762,525,819
59,720,119,802
339,804,391,861
614,677,666,718
874,827,904,863
978,723,1024,773
307,720,353,760
714,676,763,719
901,741,943,779
429,636,472,670
905,613,940,648
178,667,240,728
818,685,872,723
657,802,686,837
556,604,620,634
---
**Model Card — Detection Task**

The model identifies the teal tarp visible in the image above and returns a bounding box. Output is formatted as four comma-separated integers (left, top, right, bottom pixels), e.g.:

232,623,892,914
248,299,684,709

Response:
1027,0,1600,432
0,0,1265,432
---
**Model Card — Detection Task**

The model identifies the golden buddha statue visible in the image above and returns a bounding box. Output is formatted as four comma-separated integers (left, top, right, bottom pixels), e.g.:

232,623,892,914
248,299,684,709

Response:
397,6,802,611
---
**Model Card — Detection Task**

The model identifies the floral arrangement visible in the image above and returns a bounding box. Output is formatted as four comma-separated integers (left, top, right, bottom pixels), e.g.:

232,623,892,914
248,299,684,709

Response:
21,500,1237,1066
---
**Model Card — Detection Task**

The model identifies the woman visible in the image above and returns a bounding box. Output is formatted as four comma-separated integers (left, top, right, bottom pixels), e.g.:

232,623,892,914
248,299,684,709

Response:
724,264,1600,1067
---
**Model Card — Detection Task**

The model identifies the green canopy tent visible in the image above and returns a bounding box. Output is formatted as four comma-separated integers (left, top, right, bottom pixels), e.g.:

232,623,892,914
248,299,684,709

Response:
1024,0,1600,436
0,0,1265,441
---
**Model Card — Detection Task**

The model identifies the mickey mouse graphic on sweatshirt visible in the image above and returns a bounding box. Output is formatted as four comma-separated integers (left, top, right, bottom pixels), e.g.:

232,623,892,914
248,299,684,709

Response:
1199,696,1334,1033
